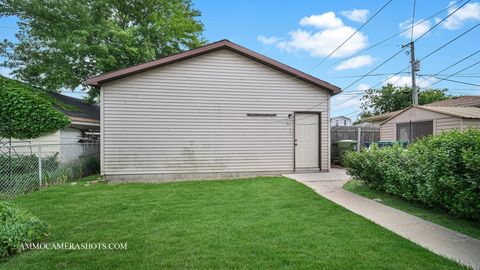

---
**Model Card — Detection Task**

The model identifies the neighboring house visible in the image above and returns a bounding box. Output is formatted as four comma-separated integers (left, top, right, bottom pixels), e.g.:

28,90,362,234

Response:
380,105,480,142
8,91,100,163
361,95,480,126
330,116,351,126
87,39,341,181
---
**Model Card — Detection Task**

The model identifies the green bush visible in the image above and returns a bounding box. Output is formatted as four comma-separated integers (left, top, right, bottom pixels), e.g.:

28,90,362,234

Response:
344,129,480,220
0,202,48,257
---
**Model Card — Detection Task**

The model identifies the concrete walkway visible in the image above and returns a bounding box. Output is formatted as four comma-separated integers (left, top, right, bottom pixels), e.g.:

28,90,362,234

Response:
283,169,480,270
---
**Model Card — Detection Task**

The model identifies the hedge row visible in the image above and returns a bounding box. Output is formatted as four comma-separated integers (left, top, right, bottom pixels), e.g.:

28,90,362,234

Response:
0,202,48,257
344,129,480,221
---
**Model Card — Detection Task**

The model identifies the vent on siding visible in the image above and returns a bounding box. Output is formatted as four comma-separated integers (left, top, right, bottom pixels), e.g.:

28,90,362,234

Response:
246,113,277,117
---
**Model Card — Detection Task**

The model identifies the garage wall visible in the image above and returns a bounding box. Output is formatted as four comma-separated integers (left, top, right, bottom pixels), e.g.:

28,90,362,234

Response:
379,107,464,140
435,117,461,133
380,122,395,141
101,49,331,180
463,119,480,129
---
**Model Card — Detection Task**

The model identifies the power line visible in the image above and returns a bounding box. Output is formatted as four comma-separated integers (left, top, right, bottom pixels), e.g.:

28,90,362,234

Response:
413,0,471,42
410,0,417,42
310,0,394,69
430,76,480,87
370,21,480,89
334,72,410,78
327,0,466,68
417,48,480,86
420,73,480,78
420,22,480,61
342,47,408,91
425,60,480,87
344,109,363,117
408,0,469,104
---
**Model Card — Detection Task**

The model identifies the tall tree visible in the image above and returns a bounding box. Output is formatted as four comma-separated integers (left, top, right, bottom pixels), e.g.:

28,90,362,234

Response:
0,0,205,102
359,84,452,116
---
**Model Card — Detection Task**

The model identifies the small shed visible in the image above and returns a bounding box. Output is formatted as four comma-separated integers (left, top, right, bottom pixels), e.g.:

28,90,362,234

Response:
380,105,480,142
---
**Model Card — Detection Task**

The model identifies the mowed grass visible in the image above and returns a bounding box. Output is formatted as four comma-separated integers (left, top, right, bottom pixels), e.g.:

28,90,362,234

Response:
344,180,480,240
1,176,465,270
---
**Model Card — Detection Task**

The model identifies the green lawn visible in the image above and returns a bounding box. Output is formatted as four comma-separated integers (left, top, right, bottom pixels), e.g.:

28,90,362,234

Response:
1,176,465,269
344,180,480,240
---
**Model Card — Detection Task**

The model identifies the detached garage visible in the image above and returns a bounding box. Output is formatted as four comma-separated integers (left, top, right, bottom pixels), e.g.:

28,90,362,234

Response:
380,105,480,142
87,40,341,181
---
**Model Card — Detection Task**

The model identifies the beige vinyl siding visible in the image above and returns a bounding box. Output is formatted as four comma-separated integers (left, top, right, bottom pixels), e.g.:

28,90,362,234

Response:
102,49,330,178
380,123,395,141
435,117,461,133
462,119,480,129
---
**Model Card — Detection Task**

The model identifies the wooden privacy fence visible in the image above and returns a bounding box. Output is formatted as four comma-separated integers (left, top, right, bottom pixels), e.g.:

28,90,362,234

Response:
331,126,380,164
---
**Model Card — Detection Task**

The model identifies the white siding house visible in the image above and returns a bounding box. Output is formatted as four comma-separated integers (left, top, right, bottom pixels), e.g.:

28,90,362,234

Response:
330,116,352,126
87,40,341,181
5,90,100,163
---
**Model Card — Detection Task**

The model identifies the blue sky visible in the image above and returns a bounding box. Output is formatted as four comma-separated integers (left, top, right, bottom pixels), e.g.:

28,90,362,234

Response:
1,0,479,119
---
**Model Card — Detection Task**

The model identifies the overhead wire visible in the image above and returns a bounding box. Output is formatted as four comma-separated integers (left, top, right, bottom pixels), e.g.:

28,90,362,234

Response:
326,0,467,68
309,0,394,70
416,48,480,86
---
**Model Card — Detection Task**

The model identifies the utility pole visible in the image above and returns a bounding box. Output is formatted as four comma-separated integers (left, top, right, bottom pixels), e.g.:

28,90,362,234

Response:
408,42,420,105
403,42,420,105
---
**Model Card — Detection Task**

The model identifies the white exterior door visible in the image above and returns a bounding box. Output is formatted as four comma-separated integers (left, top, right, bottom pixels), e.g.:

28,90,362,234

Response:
295,113,319,170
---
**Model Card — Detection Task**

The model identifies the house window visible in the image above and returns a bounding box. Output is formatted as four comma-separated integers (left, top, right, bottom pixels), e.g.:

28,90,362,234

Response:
397,124,411,143
344,120,346,125
396,121,433,143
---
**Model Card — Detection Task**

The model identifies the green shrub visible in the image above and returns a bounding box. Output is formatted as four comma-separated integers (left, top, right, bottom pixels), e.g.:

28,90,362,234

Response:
344,129,480,220
0,202,48,257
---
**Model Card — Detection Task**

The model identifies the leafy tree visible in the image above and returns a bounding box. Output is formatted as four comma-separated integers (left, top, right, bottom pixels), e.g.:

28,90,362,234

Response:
0,76,70,140
0,0,205,102
359,84,452,117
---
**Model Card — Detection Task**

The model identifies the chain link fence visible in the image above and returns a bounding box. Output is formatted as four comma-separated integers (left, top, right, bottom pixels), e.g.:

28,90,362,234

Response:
0,143,100,198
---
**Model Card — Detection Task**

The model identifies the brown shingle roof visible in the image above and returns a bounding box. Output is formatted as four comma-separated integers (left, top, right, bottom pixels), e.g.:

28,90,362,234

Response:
361,109,405,123
86,39,341,95
420,105,480,118
427,96,480,107
361,95,480,123
379,105,480,126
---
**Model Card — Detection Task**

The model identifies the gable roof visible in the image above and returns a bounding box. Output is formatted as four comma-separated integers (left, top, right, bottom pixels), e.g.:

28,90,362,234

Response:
420,105,480,118
379,105,480,125
331,116,351,120
361,95,480,123
427,96,480,107
361,109,405,123
86,39,341,95
49,93,100,123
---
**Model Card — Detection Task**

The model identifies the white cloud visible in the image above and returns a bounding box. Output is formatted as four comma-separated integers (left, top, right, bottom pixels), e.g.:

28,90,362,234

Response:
260,11,369,58
382,75,438,88
399,19,432,39
340,9,370,23
300,12,344,29
357,83,370,91
257,35,280,45
332,94,363,110
440,1,480,30
334,55,374,71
